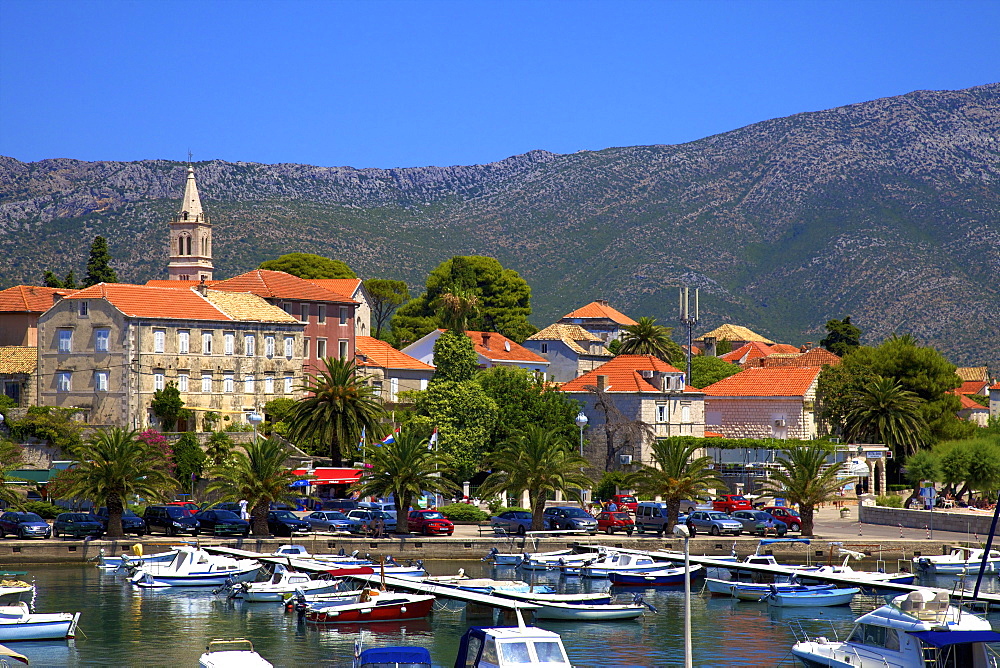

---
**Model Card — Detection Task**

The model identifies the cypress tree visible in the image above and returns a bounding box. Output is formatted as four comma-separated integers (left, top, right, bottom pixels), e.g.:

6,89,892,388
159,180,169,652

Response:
63,270,79,289
84,236,118,287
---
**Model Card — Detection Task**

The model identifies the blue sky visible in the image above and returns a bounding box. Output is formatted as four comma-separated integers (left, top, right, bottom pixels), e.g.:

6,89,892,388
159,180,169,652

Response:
1,0,997,169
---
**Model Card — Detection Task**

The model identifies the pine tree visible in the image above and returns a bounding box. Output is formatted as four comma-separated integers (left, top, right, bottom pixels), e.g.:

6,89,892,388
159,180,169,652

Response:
63,270,78,289
84,236,118,287
42,271,63,288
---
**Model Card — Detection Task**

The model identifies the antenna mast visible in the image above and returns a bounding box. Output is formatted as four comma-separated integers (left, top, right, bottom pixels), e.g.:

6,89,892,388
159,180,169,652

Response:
679,288,699,384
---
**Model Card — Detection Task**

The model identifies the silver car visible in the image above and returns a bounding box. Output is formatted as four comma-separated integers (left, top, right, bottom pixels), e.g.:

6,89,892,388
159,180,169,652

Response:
490,510,533,535
685,510,743,536
543,507,598,534
306,510,359,533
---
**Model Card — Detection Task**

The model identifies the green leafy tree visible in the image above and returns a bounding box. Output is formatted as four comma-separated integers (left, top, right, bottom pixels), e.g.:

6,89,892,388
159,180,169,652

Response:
262,397,298,436
618,317,685,366
150,382,186,431
7,407,83,455
903,449,940,508
430,329,479,384
42,271,63,288
760,444,844,536
412,380,498,480
936,440,973,499
843,376,927,457
285,358,386,464
433,289,480,333
83,236,118,286
364,279,410,340
172,432,206,483
818,363,878,435
476,365,578,451
962,438,1000,502
59,428,174,538
350,427,458,534
715,339,733,356
207,437,300,535
690,355,742,389
479,426,592,531
625,439,724,534
820,316,862,357
392,256,536,344
0,394,16,413
205,431,233,467
62,270,78,289
595,471,630,502
0,439,26,508
606,339,622,356
259,253,356,279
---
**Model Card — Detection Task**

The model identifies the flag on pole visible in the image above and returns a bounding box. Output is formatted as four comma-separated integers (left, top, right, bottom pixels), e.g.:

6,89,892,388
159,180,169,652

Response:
377,427,400,447
429,428,439,450
358,427,366,451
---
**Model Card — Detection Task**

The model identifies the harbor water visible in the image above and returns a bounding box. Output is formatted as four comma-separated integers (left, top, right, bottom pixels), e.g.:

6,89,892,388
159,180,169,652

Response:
8,560,1000,667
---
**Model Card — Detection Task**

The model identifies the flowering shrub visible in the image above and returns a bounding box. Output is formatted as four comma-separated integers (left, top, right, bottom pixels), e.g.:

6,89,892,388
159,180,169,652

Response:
138,429,176,475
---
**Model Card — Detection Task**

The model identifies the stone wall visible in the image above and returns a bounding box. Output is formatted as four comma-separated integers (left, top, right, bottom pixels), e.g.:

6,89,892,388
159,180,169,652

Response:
861,505,996,535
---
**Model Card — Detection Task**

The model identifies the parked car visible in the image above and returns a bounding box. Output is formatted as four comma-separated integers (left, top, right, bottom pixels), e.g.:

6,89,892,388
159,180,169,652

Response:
143,505,200,536
94,507,147,535
267,510,311,537
543,507,598,534
346,509,397,534
597,511,634,535
761,506,802,532
686,510,743,536
0,511,51,539
490,510,533,535
321,499,359,512
730,509,788,537
678,499,713,513
208,502,243,514
193,509,250,536
52,513,104,539
305,510,360,533
166,501,200,516
635,502,671,535
609,494,638,513
407,510,454,536
713,494,753,514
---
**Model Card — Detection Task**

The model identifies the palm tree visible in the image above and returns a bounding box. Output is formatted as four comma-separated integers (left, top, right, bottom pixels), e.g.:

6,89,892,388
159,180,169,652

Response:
479,425,593,531
760,444,844,536
618,317,683,364
59,428,175,538
0,439,26,509
625,439,724,534
843,376,926,457
350,427,458,534
285,357,386,465
207,437,301,536
433,289,480,332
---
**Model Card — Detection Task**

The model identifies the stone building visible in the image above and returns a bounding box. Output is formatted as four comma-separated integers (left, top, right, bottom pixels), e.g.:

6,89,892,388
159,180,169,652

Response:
37,283,304,429
701,366,822,440
556,300,637,344
523,323,613,383
167,166,214,281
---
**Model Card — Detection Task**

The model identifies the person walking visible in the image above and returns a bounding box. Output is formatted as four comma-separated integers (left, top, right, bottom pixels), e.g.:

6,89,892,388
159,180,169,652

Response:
238,499,249,521
374,515,385,539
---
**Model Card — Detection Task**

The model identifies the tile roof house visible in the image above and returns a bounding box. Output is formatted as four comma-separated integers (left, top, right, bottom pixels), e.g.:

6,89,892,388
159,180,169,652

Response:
957,379,990,397
0,346,37,407
956,366,989,383
403,329,550,375
0,285,76,346
720,341,775,366
37,283,305,429
305,278,372,338
954,391,990,427
560,355,705,470
523,323,613,382
701,366,823,440
355,335,434,403
557,300,637,344
694,324,775,354
752,347,842,369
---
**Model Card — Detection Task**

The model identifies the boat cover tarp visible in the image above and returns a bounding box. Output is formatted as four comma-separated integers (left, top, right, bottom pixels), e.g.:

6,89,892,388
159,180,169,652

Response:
359,646,432,665
759,538,810,546
908,630,1000,647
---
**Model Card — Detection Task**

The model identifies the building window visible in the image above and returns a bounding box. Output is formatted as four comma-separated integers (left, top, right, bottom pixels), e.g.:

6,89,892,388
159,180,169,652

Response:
339,339,349,360
201,373,212,393
284,337,294,359
245,334,256,356
153,329,165,353
373,380,383,395
95,328,110,353
657,405,667,422
179,330,190,354
419,378,428,391
390,377,398,402
317,305,326,324
301,303,310,322
265,335,275,358
681,405,691,422
154,371,165,391
202,331,213,355
178,372,189,392
224,373,234,393
264,374,274,394
284,374,293,394
224,332,235,355
58,329,73,353
303,338,310,359
244,374,255,393
316,339,327,360
78,301,89,317
540,343,548,354
57,371,71,392
95,371,108,392
339,306,348,325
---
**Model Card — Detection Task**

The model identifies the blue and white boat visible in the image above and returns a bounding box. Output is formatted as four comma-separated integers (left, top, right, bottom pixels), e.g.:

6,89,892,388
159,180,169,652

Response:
609,564,703,586
730,581,835,601
130,546,261,587
354,646,431,668
577,551,670,578
0,602,81,641
765,585,859,607
456,618,573,666
912,546,1000,575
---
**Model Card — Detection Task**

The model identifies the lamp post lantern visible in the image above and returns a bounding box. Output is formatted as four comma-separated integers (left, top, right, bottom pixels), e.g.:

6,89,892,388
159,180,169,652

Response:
247,411,264,446
575,411,589,503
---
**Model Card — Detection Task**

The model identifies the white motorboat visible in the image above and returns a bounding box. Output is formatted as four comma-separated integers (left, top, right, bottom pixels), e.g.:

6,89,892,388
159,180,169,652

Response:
790,588,1000,667
130,546,261,587
199,638,273,668
765,586,860,607
531,598,646,621
578,551,668,578
793,548,916,585
100,546,179,570
492,589,613,605
913,546,1000,575
271,545,368,565
0,602,81,641
456,620,571,667
521,549,605,571
0,581,34,607
235,568,344,602
483,547,524,566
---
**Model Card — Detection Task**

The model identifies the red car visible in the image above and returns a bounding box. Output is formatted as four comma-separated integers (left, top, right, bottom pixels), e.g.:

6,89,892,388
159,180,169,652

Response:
597,511,634,535
761,506,802,532
167,501,200,516
407,510,454,536
610,494,638,513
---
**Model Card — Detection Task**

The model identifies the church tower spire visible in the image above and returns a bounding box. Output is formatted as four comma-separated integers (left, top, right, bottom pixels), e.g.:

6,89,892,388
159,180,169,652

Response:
167,165,214,281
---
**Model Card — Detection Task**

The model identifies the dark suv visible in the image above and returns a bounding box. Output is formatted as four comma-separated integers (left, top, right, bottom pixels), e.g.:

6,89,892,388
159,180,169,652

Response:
94,507,147,536
0,511,51,539
143,505,200,536
266,510,310,537
543,507,598,534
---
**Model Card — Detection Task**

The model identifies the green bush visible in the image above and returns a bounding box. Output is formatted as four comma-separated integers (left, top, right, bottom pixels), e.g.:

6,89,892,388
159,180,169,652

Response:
22,501,62,519
887,484,910,492
439,503,489,522
595,471,629,501
876,495,903,508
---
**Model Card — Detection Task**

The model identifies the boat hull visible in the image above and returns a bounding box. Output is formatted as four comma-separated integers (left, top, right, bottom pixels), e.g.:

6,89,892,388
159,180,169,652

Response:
532,603,644,621
133,566,260,588
305,595,435,624
609,566,702,586
767,588,859,607
0,612,80,640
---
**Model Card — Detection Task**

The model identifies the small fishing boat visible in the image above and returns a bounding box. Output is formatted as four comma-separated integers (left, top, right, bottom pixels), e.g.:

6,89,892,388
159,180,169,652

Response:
520,549,604,571
199,638,273,667
0,581,34,607
793,547,916,585
354,646,432,668
609,564,703,586
730,581,835,601
0,602,81,641
765,585,859,607
912,546,1000,575
483,547,523,566
100,546,179,570
531,598,647,621
234,568,344,602
578,551,669,578
304,589,436,623
492,589,614,605
130,546,261,587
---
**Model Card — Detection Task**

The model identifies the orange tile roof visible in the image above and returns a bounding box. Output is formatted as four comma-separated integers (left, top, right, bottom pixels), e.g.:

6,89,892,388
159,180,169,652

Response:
957,380,989,396
769,344,801,354
465,330,549,365
356,336,434,371
560,354,691,393
720,341,774,364
561,300,637,326
955,393,987,410
991,382,1000,391
0,286,76,313
64,283,231,321
696,324,775,344
702,366,822,397
0,346,36,374
212,270,357,304
145,279,218,288
760,347,842,369
306,279,363,301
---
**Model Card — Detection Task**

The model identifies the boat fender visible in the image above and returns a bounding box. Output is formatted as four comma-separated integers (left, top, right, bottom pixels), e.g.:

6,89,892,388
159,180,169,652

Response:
132,544,143,557
400,606,406,613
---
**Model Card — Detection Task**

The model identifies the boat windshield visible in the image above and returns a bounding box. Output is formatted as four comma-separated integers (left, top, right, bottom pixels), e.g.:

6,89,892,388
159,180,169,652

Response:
846,623,900,651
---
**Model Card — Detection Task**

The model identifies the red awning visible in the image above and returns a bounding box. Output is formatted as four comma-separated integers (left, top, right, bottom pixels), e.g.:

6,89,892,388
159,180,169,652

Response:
291,467,363,485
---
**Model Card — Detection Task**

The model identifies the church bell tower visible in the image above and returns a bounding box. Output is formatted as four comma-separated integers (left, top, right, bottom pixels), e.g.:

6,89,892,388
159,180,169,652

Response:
167,165,214,281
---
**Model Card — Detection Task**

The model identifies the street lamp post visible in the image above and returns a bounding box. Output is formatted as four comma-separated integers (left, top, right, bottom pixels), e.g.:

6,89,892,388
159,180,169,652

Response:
247,410,263,445
575,412,589,503
673,523,693,668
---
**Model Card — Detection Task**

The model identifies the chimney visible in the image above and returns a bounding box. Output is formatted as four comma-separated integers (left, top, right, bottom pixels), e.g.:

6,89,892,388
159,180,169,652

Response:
705,336,717,357
597,374,609,392
196,277,208,296
597,298,609,306
481,332,491,349
52,292,65,305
